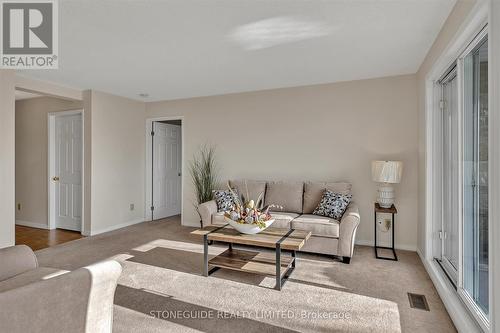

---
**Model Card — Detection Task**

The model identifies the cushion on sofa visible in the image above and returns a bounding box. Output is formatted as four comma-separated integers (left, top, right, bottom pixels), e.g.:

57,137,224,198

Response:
265,181,304,214
292,214,340,238
213,189,237,212
313,190,352,220
229,180,266,206
303,182,352,214
0,267,69,292
269,212,299,229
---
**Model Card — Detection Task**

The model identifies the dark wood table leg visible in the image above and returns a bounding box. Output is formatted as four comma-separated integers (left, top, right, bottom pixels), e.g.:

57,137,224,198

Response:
203,234,208,277
275,244,281,291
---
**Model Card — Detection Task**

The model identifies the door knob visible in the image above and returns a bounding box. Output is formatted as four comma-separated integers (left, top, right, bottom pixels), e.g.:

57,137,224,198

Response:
178,172,181,176
52,176,59,181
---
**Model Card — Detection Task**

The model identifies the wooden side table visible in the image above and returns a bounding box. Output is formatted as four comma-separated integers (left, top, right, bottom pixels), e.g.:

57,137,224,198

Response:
374,203,398,261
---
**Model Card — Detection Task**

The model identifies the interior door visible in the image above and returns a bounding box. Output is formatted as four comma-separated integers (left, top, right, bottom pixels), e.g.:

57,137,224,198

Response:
152,122,182,219
441,68,459,282
54,113,82,231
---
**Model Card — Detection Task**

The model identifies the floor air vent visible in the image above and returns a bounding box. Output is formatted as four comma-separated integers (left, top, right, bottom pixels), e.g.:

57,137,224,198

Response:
407,293,430,311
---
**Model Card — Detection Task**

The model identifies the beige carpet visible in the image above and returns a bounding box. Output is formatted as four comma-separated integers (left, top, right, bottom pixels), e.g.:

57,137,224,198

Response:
36,216,456,333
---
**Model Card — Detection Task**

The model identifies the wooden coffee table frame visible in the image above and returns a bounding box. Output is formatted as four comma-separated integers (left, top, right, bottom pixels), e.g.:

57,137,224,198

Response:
193,224,311,291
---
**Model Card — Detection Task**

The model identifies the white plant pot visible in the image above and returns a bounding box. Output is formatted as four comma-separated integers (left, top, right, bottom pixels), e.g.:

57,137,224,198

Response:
224,216,275,234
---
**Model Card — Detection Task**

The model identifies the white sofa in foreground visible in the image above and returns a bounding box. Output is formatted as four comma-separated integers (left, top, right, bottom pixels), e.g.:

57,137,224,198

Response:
0,245,122,333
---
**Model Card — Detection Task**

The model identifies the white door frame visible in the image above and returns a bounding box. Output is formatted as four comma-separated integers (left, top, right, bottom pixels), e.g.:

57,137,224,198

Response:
145,116,184,225
48,109,85,233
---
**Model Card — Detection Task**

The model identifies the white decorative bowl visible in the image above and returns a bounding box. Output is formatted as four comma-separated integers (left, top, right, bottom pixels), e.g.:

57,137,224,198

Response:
224,216,275,234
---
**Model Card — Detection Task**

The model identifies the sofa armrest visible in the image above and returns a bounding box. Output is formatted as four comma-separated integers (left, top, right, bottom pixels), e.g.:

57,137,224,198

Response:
85,261,123,333
0,245,38,281
0,260,122,333
338,202,361,258
198,200,218,227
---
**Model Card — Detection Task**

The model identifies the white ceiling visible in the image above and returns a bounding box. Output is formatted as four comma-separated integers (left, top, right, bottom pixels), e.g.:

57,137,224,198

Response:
15,90,43,100
19,0,456,101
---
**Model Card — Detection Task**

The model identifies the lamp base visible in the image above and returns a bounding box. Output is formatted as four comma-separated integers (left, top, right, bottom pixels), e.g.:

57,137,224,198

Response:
377,184,394,208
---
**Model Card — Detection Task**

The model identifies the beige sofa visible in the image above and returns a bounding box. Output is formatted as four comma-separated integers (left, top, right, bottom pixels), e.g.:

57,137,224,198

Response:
0,245,122,333
199,180,360,263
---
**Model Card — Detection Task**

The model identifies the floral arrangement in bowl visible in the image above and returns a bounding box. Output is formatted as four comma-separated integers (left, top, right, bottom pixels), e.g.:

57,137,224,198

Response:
223,182,279,234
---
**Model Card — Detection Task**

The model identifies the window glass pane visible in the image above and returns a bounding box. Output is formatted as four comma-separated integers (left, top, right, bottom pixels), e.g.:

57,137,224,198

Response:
463,37,488,315
441,70,459,282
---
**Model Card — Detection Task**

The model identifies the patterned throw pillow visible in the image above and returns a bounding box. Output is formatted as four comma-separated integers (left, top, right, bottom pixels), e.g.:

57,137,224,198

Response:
213,189,238,212
312,190,352,220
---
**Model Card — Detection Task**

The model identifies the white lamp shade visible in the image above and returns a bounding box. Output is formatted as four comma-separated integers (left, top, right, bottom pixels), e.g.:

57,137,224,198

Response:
372,161,403,184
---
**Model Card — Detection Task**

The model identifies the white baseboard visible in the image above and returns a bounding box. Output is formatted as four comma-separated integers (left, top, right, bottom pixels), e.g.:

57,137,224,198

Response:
416,249,482,333
89,218,145,236
16,220,50,230
355,239,417,252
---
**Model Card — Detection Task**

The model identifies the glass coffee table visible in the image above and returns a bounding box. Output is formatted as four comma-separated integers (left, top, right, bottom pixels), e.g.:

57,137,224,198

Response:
191,225,311,290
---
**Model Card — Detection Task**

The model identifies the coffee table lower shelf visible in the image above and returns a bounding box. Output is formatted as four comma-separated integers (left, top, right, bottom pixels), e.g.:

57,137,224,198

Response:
206,248,296,291
192,225,310,291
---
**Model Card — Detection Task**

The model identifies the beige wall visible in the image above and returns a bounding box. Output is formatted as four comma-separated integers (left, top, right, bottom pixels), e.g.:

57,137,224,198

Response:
0,70,16,248
146,74,419,249
89,91,146,235
416,0,477,256
4,2,477,250
13,89,145,236
15,97,83,229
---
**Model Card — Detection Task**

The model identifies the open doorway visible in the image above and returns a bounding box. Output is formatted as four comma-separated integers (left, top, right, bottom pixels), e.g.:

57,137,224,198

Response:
145,117,183,221
15,89,84,250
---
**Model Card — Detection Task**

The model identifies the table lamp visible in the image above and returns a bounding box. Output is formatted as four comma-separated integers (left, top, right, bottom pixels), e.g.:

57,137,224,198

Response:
372,160,403,208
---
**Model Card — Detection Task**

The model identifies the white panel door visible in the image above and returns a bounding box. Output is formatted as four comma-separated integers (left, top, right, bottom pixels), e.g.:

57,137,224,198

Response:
153,122,181,219
54,114,82,231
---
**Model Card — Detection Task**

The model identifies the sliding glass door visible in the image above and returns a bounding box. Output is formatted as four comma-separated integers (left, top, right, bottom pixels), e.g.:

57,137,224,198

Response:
462,36,489,317
441,68,459,283
436,31,489,327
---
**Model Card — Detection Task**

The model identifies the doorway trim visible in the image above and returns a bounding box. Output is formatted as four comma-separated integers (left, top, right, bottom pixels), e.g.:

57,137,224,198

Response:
48,109,85,233
145,116,184,225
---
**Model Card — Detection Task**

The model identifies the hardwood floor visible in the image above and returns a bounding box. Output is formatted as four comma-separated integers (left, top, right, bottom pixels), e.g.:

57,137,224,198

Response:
15,225,83,251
